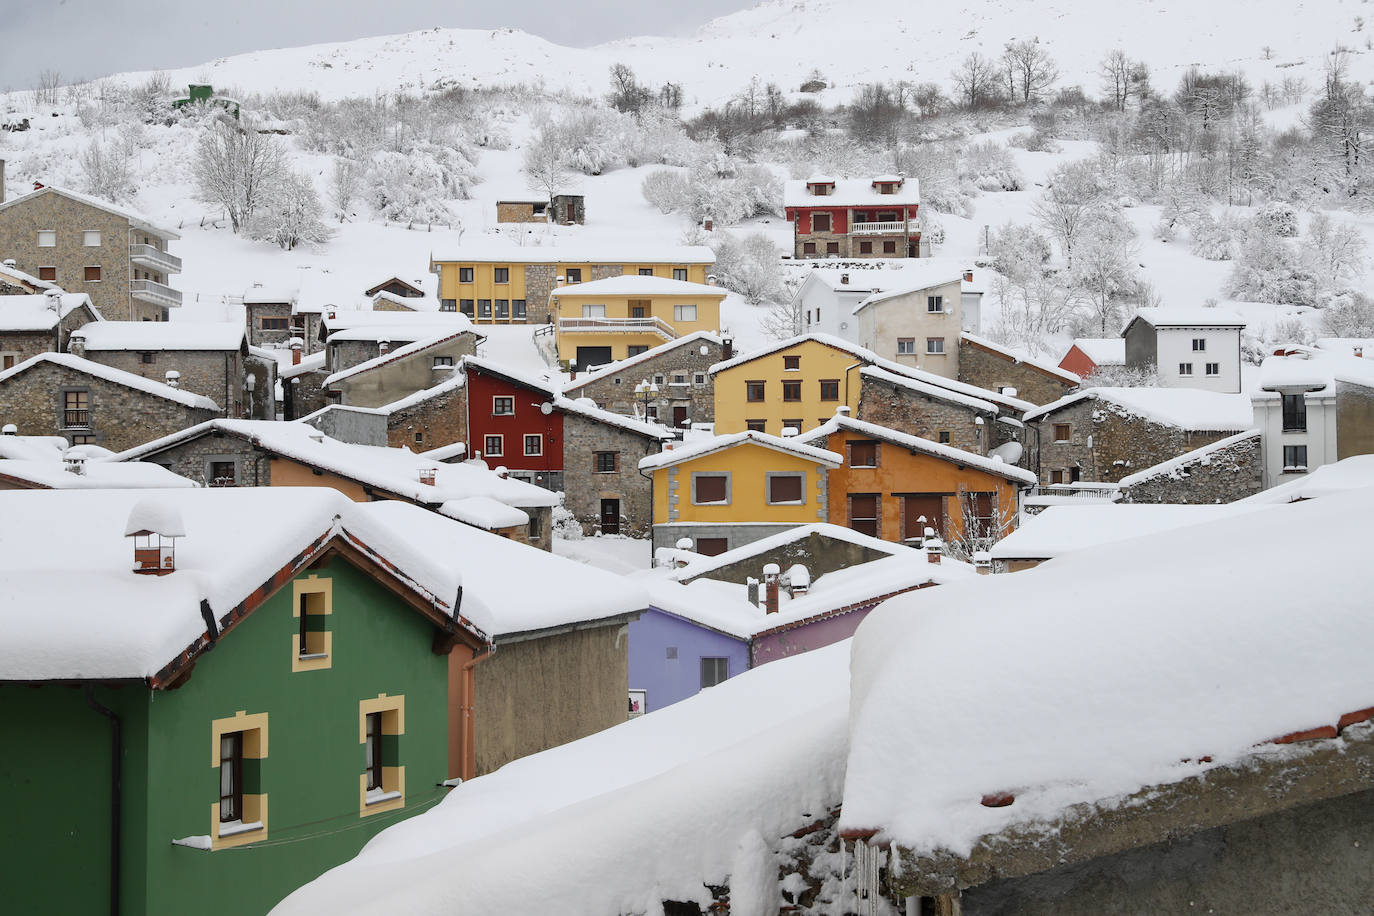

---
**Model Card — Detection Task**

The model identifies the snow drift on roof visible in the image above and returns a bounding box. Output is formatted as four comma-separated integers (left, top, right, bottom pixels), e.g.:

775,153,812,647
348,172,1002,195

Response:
1257,347,1374,393
988,502,1266,560
562,332,723,392
323,331,468,387
72,321,245,351
800,415,1038,485
0,458,194,490
1023,387,1253,431
0,292,95,330
1238,455,1374,504
0,353,220,410
638,430,843,471
1125,306,1245,332
0,186,179,238
1068,338,1126,367
549,275,725,298
852,261,971,310
438,496,529,530
428,244,715,265
783,177,920,208
123,495,188,537
668,522,908,582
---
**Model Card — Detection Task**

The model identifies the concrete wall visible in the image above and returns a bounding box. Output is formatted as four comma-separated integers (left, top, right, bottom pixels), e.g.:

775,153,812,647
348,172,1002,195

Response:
1152,327,1242,393
855,280,962,377
305,405,389,446
751,605,877,667
958,337,1076,406
474,620,631,776
628,608,748,713
331,334,478,409
1335,382,1374,460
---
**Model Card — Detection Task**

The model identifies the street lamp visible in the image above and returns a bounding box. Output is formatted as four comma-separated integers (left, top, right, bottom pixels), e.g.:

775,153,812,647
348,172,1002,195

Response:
634,379,660,421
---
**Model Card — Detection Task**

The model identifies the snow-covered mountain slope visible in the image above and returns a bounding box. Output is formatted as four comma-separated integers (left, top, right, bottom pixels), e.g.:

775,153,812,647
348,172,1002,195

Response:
102,0,1369,107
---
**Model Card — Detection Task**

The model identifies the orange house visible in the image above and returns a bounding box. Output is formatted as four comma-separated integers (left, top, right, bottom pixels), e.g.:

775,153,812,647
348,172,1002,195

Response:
800,413,1036,545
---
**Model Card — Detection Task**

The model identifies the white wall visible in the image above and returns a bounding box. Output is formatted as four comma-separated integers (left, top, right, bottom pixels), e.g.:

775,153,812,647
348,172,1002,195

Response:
1252,389,1338,488
1156,327,1242,393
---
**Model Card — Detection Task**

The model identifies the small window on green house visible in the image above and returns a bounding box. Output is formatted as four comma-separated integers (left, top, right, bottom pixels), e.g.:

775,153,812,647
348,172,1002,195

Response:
292,576,332,672
360,695,405,816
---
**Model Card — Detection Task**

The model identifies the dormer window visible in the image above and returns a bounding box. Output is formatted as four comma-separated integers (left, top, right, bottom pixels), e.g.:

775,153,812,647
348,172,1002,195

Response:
807,179,835,196
871,177,904,195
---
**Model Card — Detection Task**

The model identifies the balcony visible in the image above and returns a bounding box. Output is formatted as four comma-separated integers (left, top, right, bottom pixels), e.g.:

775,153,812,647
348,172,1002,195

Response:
557,317,678,340
131,278,183,309
63,409,89,429
850,221,912,236
129,244,182,274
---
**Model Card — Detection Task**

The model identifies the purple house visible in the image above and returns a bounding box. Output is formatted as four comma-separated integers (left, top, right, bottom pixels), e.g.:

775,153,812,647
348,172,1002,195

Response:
627,596,751,714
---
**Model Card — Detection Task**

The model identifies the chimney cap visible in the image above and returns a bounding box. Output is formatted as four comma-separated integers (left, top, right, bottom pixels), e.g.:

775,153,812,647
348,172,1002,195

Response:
676,537,695,550
1,423,16,435
124,496,187,538
763,563,781,576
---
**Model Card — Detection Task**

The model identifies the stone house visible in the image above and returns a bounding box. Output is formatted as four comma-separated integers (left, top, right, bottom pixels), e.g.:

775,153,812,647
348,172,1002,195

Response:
561,407,664,537
299,404,388,446
1025,388,1255,485
856,365,1028,455
0,352,219,450
324,330,480,409
319,312,477,375
70,321,255,418
0,290,99,369
242,285,322,351
783,176,923,259
0,185,181,320
1123,307,1245,393
958,333,1080,406
561,331,724,427
377,373,468,451
1117,430,1264,504
496,200,549,223
1252,347,1374,489
364,277,425,299
281,351,329,420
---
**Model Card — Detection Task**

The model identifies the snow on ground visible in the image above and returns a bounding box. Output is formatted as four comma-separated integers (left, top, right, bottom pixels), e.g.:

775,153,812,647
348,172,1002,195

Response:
272,639,851,916
553,534,652,575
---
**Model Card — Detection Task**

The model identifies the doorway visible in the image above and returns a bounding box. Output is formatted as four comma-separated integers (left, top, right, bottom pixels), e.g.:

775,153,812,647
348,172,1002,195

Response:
600,498,621,535
902,494,946,541
672,405,689,428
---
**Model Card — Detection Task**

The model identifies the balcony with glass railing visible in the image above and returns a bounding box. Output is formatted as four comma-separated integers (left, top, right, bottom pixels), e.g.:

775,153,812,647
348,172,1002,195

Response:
557,317,678,340
129,244,182,274
131,278,183,309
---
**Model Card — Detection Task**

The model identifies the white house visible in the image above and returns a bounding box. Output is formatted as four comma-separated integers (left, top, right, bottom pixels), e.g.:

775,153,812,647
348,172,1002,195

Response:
1251,346,1374,489
1122,308,1245,393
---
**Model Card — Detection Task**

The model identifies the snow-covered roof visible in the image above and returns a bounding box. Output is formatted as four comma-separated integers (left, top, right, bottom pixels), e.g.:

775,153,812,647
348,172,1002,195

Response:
242,285,299,304
668,522,908,582
428,244,715,265
842,488,1374,854
989,501,1267,560
0,457,194,490
638,430,843,472
562,332,723,393
1314,337,1374,358
115,421,560,509
0,353,220,411
0,262,56,291
1256,347,1374,394
0,291,96,331
0,185,180,239
783,177,921,208
322,311,476,343
0,488,482,681
1123,306,1246,334
1023,387,1254,431
1067,338,1126,367
371,290,438,311
0,434,69,461
549,275,726,299
799,415,1038,486
797,266,918,294
858,366,999,414
279,350,327,379
373,371,467,414
72,321,246,352
960,333,1082,384
323,331,470,387
438,496,529,530
420,441,467,461
1116,429,1262,488
852,262,970,311
353,501,647,637
273,639,848,915
1238,455,1374,504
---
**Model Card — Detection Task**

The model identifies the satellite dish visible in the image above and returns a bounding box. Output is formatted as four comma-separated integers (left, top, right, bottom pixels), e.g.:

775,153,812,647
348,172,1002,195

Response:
539,402,554,415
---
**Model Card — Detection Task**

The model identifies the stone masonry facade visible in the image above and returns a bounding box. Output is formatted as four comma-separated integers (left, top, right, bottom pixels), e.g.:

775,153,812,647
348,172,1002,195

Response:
134,434,268,487
525,264,557,325
0,360,218,451
77,346,246,417
285,368,331,420
564,337,723,425
495,202,546,223
560,412,660,537
958,337,1077,406
386,384,468,451
1032,398,1241,485
856,372,993,454
1120,432,1264,504
0,303,97,369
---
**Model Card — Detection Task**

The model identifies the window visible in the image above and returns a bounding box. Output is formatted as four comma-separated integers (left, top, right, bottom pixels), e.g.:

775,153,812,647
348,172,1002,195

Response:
512,299,527,319
638,267,654,276
695,537,729,556
673,268,688,281
492,396,514,415
1,352,16,370
849,440,878,467
1281,393,1307,431
494,267,509,283
654,374,666,385
1205,362,1220,376
819,379,839,401
494,299,509,319
63,390,89,428
926,337,945,355
693,372,706,386
1283,444,1308,472
293,575,332,671
564,268,582,283
812,213,831,232
782,381,802,401
140,351,155,365
701,657,729,689
208,460,236,487
211,711,267,847
83,230,101,247
477,299,492,318
897,338,916,355
671,372,688,385
433,356,455,368
883,241,897,254
523,434,543,456
37,230,57,247
359,695,405,815
691,472,730,505
414,431,424,445
220,731,244,822
1053,423,1071,442
39,266,57,281
746,419,766,432
803,242,817,254
781,419,803,433
673,304,698,322
848,494,880,537
582,304,606,318
746,380,765,401
459,299,475,316
527,512,542,540
594,451,618,473
458,267,474,283
484,434,503,456
627,345,648,357
69,434,95,445
859,241,873,254
1192,338,1207,351
440,298,457,312
826,242,840,255
260,317,288,330
938,431,951,444
927,295,944,313
1050,469,1064,485
1178,362,1193,376
783,355,800,371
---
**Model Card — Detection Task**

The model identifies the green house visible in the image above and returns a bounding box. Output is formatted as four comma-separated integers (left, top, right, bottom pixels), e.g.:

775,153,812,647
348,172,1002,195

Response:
0,487,488,916
172,84,241,119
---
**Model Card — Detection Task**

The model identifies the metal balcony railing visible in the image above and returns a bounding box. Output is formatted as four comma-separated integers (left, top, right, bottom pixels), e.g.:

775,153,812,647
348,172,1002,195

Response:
849,221,911,235
63,409,89,428
131,278,183,309
558,317,678,339
128,244,182,273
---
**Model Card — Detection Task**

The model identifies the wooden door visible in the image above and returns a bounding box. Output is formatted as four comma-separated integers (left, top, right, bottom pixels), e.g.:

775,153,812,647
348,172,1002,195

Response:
600,498,620,535
672,405,688,427
903,494,946,541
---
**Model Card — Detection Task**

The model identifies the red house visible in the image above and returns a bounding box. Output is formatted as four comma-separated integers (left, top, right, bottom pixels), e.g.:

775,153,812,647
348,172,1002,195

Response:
783,175,922,260
1058,338,1126,380
462,356,565,489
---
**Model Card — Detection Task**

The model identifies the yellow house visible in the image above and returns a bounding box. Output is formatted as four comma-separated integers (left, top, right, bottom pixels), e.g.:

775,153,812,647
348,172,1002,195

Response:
711,334,879,436
549,275,726,370
428,246,716,327
638,430,843,553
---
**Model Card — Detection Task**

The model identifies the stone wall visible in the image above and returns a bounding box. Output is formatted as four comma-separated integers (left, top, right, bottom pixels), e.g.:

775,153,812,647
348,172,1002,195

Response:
327,339,382,374
680,529,903,585
474,620,631,776
525,264,557,324
651,522,803,555
133,434,267,486
1120,432,1263,504
0,359,218,451
856,372,991,454
561,412,659,536
565,338,723,424
958,337,1076,406
284,369,331,420
1336,382,1374,460
331,334,477,409
245,302,293,349
80,347,244,416
244,353,276,420
0,330,61,366
495,202,546,223
386,384,467,451
0,193,133,320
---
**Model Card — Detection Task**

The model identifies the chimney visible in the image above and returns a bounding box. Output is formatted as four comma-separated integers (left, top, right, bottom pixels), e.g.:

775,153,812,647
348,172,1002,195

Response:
703,219,713,232
555,276,566,287
1356,346,1365,359
126,497,186,576
763,563,780,614
964,269,974,283
706,274,717,287
973,550,993,575
722,337,734,361
924,527,943,565
44,288,61,310
64,452,87,475
836,405,851,416
746,577,760,606
290,337,303,366
840,272,849,285
1,423,16,435
164,370,180,388
787,564,810,595
418,468,437,486
378,339,390,354
32,181,44,191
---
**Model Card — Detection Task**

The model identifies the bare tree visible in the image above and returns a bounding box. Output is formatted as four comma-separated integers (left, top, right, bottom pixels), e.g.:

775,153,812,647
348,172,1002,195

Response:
34,69,62,107
193,119,287,233
1033,161,1107,265
608,63,652,116
80,140,135,203
330,159,360,222
952,53,1000,110
1099,50,1133,112
1003,39,1058,104
521,134,579,206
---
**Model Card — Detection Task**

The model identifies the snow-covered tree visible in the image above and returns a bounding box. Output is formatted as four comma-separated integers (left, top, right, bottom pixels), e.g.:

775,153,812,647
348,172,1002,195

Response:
193,119,287,233
330,159,360,222
1320,290,1374,337
522,133,579,206
1002,38,1058,104
80,140,135,203
1070,213,1139,337
1254,201,1299,237
1304,211,1367,286
364,151,457,224
711,232,784,306
640,169,688,215
1033,161,1110,265
246,172,333,250
1227,225,1316,304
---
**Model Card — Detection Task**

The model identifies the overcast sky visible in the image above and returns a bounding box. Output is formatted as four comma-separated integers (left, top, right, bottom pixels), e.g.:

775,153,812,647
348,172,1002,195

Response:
0,0,755,90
